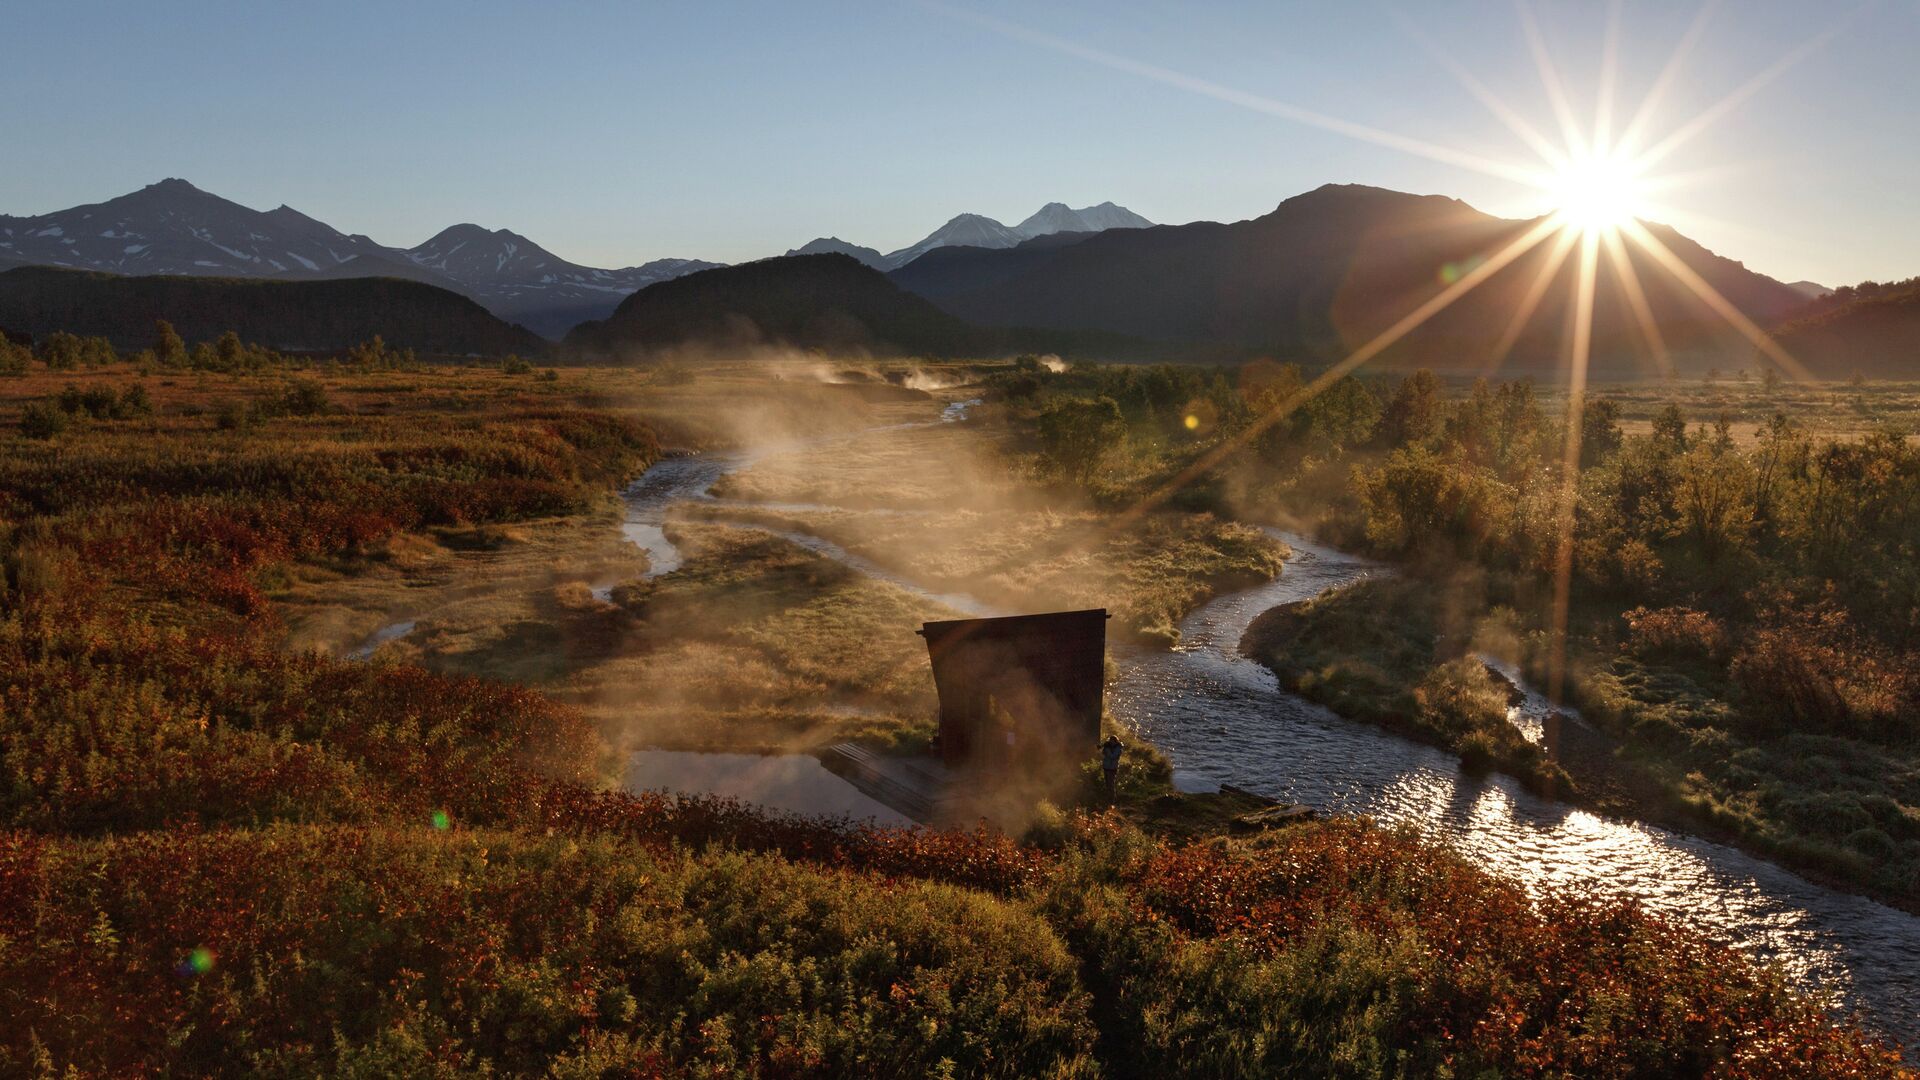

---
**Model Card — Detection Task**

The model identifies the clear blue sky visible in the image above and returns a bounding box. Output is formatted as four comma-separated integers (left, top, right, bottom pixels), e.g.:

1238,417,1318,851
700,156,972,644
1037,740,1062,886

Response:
4,1,1915,286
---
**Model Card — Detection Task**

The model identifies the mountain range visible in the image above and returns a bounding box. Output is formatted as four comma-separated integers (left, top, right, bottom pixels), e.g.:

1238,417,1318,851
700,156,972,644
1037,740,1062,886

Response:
8,179,1908,376
886,183,1814,374
0,182,1153,339
786,202,1154,271
0,180,722,340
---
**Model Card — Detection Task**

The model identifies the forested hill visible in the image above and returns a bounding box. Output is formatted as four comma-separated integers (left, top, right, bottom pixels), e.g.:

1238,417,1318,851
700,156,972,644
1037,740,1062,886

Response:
0,266,546,356
564,253,1158,360
1769,277,1920,378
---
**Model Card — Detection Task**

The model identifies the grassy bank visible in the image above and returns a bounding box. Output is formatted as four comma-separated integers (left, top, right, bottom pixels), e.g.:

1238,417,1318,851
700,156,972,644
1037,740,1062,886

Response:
1240,576,1571,795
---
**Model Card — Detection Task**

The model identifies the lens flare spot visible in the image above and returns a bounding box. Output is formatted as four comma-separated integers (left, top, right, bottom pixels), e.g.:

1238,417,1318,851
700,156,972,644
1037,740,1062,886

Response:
175,946,215,977
1439,255,1485,284
432,810,451,830
1183,414,1200,430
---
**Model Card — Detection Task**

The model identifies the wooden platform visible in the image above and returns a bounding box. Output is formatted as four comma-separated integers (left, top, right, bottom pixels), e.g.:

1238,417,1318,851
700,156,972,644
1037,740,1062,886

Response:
818,743,959,825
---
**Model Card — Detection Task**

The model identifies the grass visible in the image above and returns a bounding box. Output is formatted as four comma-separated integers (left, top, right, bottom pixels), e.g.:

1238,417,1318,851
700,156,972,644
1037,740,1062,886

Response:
1537,376,1920,446
1,359,1910,1074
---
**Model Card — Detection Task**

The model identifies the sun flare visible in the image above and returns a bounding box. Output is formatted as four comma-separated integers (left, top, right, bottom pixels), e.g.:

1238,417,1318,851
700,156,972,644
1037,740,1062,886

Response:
1546,151,1647,235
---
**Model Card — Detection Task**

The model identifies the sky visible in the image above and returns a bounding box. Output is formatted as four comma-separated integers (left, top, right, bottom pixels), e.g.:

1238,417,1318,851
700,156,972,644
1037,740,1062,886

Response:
3,1,1916,287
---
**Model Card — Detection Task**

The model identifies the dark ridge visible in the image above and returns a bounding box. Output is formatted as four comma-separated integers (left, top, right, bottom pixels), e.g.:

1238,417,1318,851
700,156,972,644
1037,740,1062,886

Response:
564,253,1171,361
0,266,545,355
1768,277,1920,378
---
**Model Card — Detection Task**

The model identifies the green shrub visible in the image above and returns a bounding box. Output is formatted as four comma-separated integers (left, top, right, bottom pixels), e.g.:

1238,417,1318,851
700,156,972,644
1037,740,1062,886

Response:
501,354,533,375
213,399,252,431
20,401,69,439
281,378,331,417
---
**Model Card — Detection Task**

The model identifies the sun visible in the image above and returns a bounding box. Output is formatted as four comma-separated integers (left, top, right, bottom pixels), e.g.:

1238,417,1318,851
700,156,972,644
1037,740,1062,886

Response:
1546,150,1647,235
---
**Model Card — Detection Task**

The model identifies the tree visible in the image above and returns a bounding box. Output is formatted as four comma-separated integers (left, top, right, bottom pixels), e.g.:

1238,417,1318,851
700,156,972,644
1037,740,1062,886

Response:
1037,396,1125,482
216,331,245,370
1578,398,1624,467
1376,369,1443,448
37,331,83,371
1674,443,1754,562
1650,404,1688,454
0,337,29,376
1292,375,1380,451
154,320,187,366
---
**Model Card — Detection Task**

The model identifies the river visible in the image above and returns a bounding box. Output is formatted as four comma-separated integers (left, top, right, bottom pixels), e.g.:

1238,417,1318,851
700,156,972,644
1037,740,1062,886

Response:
616,400,1920,1048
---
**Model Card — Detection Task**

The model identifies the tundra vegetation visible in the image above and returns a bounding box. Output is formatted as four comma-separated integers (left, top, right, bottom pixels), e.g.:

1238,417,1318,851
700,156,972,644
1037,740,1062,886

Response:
1010,359,1919,907
0,341,1909,1074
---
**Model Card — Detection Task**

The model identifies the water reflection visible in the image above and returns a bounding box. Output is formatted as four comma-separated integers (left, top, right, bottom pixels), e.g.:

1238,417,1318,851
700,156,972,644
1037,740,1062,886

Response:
1112,533,1920,1045
625,750,910,826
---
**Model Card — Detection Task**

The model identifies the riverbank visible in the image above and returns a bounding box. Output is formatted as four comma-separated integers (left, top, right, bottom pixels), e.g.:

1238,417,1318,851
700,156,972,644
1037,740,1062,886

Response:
1239,572,1920,918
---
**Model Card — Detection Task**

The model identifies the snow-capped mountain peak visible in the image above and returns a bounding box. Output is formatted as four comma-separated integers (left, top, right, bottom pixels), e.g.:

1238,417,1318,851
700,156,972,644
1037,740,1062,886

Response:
0,180,724,339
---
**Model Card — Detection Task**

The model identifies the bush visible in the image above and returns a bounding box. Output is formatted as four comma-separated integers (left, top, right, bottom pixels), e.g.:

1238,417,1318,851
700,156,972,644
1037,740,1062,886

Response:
213,400,252,431
0,338,31,376
1731,628,1849,732
281,378,330,417
501,354,533,375
19,401,69,439
117,384,154,419
1624,606,1730,666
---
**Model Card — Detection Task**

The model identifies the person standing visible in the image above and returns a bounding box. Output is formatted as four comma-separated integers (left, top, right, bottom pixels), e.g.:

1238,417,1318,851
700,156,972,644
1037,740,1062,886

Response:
1100,735,1124,802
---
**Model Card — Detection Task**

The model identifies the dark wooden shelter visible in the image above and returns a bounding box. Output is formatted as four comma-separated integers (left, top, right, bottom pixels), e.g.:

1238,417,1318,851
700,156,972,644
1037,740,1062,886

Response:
917,609,1108,770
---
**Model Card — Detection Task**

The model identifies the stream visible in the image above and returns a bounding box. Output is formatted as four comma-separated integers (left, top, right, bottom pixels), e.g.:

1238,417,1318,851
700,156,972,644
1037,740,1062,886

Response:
616,401,1920,1048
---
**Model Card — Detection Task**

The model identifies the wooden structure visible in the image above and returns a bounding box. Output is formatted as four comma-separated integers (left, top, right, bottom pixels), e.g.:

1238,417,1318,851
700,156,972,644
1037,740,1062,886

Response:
917,609,1108,770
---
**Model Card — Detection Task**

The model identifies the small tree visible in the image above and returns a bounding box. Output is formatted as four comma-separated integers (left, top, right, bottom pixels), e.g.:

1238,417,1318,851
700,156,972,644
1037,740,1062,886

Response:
216,331,245,370
1037,396,1125,482
0,338,30,376
1578,397,1624,467
37,332,83,371
1650,403,1688,454
1376,369,1443,448
154,320,187,366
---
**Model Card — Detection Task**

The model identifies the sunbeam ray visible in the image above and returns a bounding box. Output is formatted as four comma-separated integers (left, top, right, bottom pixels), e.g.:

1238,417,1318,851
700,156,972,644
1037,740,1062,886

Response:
1631,10,1858,172
1484,223,1581,375
1600,225,1674,377
1107,216,1563,531
1620,218,1814,382
1394,11,1570,170
1594,0,1624,155
1518,1,1587,153
918,0,1553,187
1546,228,1603,706
1613,0,1719,160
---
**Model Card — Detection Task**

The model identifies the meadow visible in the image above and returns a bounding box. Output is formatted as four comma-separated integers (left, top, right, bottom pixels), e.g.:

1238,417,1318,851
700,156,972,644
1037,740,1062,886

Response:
0,346,1910,1074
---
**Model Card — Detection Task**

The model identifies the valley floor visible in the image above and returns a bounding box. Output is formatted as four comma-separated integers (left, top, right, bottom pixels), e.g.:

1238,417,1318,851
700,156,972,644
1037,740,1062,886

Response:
0,358,1908,1075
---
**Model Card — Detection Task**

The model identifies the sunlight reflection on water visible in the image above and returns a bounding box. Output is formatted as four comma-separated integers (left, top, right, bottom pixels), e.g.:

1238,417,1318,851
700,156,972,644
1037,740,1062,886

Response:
1112,532,1920,1045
